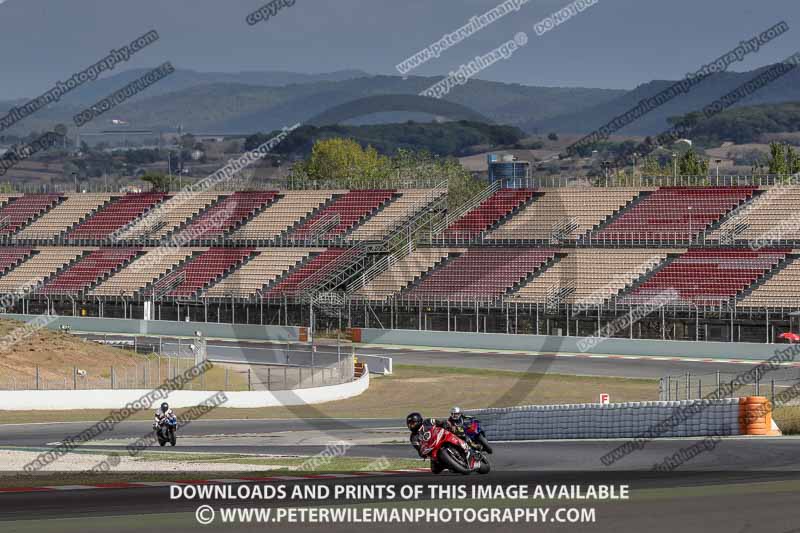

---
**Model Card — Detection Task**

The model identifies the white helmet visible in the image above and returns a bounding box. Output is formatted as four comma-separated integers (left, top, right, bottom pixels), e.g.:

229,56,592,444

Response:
450,406,463,419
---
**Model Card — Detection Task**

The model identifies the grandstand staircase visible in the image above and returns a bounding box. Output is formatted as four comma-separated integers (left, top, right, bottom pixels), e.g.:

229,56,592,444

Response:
278,194,341,244
295,243,373,302
78,249,148,296
702,189,764,244
503,252,565,301
431,181,501,238
188,249,259,299
337,191,404,242
139,251,202,298
735,252,798,302
612,253,683,303
479,190,541,240
395,250,465,297
581,190,654,242
222,193,280,239
346,185,449,296
549,217,579,245
546,285,576,313
257,250,324,298
153,194,226,243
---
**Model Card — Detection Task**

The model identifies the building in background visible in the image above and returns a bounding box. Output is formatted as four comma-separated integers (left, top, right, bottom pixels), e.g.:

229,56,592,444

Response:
487,153,530,186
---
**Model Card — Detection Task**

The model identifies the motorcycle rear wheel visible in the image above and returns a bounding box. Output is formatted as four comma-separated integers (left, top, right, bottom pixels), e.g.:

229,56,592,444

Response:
438,445,471,475
477,455,491,474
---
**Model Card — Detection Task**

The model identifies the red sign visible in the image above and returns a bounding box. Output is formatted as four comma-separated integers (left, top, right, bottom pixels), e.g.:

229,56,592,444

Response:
600,393,610,405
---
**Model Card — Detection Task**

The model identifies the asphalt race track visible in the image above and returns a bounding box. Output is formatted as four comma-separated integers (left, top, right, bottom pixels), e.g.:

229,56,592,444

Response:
80,334,796,379
3,339,799,532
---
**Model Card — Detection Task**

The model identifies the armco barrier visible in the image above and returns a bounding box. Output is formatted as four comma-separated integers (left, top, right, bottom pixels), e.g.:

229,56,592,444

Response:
466,396,780,440
0,314,304,343
0,369,369,410
353,328,790,362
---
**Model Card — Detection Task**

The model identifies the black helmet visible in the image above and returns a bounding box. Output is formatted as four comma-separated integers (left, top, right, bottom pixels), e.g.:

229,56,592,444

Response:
406,412,423,432
161,402,169,412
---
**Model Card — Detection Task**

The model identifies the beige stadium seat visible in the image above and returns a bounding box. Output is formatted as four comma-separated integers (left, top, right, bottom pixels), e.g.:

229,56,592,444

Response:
489,188,645,241
356,248,464,301
204,248,322,297
16,194,115,241
739,252,800,308
232,191,337,241
90,248,204,297
348,188,446,241
509,248,682,305
115,192,223,241
0,247,89,293
708,186,800,244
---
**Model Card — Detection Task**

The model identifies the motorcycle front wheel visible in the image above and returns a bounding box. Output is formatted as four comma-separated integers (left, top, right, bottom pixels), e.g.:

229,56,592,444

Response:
169,428,177,446
438,445,471,475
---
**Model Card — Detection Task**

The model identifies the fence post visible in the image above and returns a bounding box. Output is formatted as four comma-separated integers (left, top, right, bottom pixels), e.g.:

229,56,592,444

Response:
697,379,701,399
755,373,760,396
716,371,721,396
284,366,287,389
267,368,271,391
686,372,690,399
771,379,775,403
73,367,77,390
248,369,251,392
666,375,671,401
225,368,229,390
111,366,115,389
35,366,40,390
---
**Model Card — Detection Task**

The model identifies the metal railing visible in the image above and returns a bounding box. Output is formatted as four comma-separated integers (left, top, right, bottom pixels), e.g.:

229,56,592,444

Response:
659,368,800,402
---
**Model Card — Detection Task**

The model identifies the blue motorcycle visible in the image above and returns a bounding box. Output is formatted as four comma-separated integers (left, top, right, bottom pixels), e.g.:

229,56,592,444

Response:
463,418,493,454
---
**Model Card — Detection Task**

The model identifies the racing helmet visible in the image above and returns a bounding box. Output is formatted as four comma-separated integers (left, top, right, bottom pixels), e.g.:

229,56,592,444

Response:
450,406,463,421
160,402,169,413
406,412,423,432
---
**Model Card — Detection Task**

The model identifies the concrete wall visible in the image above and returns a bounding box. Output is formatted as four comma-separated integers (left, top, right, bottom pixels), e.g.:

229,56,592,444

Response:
0,314,302,342
0,371,369,410
355,328,786,361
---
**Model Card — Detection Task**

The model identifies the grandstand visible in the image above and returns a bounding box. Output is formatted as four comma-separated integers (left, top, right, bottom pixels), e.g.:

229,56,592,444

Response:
0,181,797,343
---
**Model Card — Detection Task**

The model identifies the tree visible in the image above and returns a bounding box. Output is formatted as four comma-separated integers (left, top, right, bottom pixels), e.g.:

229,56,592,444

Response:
295,138,391,188
547,132,559,141
141,172,172,192
678,149,709,176
768,142,788,175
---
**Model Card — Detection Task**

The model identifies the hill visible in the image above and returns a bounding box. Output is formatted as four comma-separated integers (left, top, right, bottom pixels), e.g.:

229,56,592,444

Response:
0,69,624,137
670,101,800,145
529,64,800,136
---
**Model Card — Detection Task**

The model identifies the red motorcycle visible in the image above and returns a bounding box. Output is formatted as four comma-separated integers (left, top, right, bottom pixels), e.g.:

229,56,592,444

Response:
417,424,490,475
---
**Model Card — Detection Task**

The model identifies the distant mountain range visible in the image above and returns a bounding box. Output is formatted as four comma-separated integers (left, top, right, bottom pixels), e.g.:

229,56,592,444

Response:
529,64,800,136
1,64,799,140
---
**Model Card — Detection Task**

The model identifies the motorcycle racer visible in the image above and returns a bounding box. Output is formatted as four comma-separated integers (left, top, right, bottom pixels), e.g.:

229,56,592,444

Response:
153,402,174,430
407,412,473,462
447,406,493,454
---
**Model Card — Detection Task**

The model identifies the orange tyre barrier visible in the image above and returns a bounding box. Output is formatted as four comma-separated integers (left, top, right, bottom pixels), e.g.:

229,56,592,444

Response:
739,396,780,436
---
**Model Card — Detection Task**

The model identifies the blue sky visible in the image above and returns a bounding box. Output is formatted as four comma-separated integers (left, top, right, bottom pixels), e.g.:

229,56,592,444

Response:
0,0,797,98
